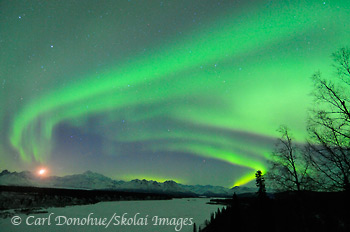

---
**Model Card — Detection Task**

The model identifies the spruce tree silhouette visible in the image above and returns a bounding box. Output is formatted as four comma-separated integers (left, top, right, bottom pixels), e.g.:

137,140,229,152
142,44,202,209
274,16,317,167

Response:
255,170,266,199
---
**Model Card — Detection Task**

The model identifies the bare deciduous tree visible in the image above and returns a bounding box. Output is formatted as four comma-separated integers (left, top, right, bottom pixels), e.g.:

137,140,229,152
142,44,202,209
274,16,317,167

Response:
268,126,312,192
307,47,350,192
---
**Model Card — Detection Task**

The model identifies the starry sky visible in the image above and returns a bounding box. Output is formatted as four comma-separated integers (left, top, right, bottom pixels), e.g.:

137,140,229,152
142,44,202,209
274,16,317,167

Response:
1,0,349,187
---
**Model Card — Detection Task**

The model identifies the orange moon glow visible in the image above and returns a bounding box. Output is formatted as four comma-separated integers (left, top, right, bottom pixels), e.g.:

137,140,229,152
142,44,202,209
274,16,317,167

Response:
38,169,46,175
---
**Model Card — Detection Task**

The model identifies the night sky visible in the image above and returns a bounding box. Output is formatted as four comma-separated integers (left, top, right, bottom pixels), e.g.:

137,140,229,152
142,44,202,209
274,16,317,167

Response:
1,0,349,187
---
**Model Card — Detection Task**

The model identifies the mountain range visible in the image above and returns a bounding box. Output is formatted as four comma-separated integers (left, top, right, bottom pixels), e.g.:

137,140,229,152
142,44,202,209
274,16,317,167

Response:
0,170,257,197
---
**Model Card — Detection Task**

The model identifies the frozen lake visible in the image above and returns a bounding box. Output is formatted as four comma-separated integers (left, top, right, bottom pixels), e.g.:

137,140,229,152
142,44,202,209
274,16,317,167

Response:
0,198,224,232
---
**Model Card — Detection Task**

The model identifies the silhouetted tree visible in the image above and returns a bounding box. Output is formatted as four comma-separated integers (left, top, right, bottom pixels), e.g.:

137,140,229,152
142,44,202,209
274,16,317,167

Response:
307,47,350,192
232,192,239,206
267,126,312,191
193,222,197,232
255,170,266,198
210,212,215,222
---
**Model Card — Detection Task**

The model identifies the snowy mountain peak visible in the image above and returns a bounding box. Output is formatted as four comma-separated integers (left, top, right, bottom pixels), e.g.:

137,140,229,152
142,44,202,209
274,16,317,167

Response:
0,170,257,196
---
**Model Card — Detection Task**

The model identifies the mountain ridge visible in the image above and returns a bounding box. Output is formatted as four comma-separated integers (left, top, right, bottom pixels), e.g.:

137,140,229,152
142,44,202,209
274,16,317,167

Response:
0,169,257,197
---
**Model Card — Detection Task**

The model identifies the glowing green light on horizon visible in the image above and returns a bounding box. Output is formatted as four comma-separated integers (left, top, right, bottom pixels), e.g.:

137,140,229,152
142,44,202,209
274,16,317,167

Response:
6,0,350,187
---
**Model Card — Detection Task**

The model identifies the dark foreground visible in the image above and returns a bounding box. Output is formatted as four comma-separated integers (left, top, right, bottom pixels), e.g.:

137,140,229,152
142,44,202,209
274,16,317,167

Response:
0,185,180,216
201,191,350,232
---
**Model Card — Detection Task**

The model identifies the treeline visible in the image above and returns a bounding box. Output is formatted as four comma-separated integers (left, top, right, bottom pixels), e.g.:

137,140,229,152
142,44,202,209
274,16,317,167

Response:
196,191,349,232
0,185,172,211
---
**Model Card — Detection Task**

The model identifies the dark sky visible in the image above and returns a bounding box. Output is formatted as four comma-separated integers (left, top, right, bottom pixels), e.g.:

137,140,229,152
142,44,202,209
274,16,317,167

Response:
1,0,349,187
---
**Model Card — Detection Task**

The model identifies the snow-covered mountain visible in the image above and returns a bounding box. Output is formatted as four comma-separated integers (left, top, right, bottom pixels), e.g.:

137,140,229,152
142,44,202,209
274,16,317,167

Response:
0,170,41,186
47,171,123,189
0,170,256,196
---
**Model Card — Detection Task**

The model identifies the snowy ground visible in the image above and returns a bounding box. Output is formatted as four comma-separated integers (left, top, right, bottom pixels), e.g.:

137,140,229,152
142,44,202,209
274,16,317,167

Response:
0,198,224,232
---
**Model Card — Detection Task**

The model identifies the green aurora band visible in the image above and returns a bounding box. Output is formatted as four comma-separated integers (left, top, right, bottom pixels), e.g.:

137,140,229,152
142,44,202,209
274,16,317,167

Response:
5,0,350,186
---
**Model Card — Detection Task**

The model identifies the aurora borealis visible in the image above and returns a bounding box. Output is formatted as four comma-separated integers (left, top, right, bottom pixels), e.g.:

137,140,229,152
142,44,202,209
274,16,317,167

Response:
1,0,350,187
